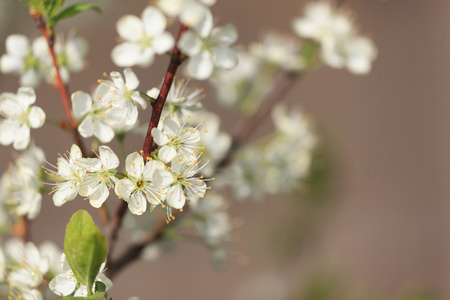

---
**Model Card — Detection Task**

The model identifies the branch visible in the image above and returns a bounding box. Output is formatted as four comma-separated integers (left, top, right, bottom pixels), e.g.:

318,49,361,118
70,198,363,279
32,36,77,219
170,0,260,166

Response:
217,70,300,169
141,24,188,159
32,14,87,155
107,24,188,262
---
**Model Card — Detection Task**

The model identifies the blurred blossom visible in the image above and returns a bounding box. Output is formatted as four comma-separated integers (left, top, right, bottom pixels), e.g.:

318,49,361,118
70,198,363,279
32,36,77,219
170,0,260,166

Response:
112,6,174,67
0,34,48,86
148,79,204,119
0,145,45,219
209,49,259,107
158,0,215,28
226,105,316,199
249,32,304,72
188,111,232,177
0,87,46,150
178,10,238,80
292,1,377,74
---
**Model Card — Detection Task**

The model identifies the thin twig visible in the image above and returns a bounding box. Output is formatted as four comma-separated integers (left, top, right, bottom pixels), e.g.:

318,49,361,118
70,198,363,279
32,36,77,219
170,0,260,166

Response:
107,24,188,262
32,13,87,155
216,70,300,170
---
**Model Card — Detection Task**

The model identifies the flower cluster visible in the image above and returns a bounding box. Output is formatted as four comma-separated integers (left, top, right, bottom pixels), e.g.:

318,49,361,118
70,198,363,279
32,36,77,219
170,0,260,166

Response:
0,33,88,87
0,87,45,150
44,138,210,218
226,105,316,199
0,238,61,300
49,254,112,297
0,145,45,219
292,1,377,74
73,68,147,142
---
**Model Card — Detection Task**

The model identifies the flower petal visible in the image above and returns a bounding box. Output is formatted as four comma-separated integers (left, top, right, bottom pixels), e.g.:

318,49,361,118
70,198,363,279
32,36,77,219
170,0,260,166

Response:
72,91,92,119
116,15,144,42
188,51,214,80
152,32,174,54
166,184,185,209
28,106,46,128
111,42,143,67
142,6,167,37
211,47,238,69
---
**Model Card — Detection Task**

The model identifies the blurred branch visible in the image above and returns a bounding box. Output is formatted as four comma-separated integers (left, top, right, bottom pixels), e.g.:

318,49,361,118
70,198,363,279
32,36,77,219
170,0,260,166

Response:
31,13,87,155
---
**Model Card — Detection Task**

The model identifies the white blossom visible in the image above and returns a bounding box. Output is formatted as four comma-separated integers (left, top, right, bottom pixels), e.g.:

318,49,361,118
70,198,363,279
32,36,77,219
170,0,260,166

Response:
44,144,85,207
188,111,231,176
0,87,45,150
100,68,147,128
76,146,119,208
249,32,303,71
178,11,238,80
3,239,49,289
42,32,88,84
72,83,117,143
209,49,258,106
0,145,45,219
148,79,204,119
0,34,48,87
292,1,376,74
116,152,173,215
157,0,215,28
49,253,112,297
166,155,208,212
151,115,201,163
190,192,231,246
112,6,174,67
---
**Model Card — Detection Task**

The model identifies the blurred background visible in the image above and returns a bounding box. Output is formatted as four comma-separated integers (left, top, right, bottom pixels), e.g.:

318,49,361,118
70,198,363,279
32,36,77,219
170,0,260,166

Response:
0,0,448,299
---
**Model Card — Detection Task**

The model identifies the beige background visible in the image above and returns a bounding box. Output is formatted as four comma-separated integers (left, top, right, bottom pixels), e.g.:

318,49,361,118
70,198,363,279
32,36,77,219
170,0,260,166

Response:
0,0,448,299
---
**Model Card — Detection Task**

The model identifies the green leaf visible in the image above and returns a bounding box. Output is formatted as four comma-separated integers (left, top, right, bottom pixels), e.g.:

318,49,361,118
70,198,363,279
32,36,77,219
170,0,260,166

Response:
54,3,101,23
62,292,105,300
64,210,107,296
47,0,66,18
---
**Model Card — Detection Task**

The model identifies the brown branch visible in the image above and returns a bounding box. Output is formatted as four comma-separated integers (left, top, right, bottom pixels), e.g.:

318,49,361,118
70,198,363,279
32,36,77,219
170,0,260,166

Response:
142,24,187,159
107,217,169,278
107,24,188,264
216,70,300,169
13,216,30,242
32,14,87,155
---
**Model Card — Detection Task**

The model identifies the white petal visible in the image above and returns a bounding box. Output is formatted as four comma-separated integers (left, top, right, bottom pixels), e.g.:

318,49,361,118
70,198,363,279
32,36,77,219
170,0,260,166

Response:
125,152,144,177
6,34,29,57
142,160,164,180
111,43,143,67
152,32,174,54
180,2,208,28
94,121,115,143
211,47,238,69
89,184,109,208
13,125,30,150
188,51,213,80
153,169,174,187
157,0,184,16
212,24,238,47
142,6,167,37
20,69,40,87
151,128,169,145
0,54,23,73
0,120,19,146
124,68,139,90
70,144,82,160
117,15,144,42
131,91,147,109
194,8,212,38
72,91,92,119
128,192,147,215
110,71,125,89
166,184,185,209
99,146,120,169
116,179,133,199
78,115,94,138
158,145,177,163
178,30,202,57
17,86,36,106
28,106,46,128
49,274,77,296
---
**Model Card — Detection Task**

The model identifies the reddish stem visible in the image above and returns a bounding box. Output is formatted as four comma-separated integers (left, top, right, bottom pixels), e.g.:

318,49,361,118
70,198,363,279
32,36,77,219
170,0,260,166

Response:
142,24,188,159
33,14,87,154
108,24,188,259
